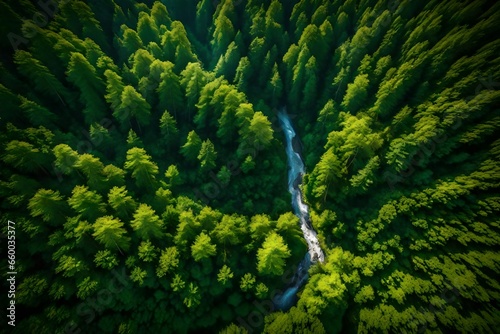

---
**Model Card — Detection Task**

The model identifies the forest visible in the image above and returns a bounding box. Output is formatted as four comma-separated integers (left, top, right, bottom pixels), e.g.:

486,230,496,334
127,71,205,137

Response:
0,0,499,333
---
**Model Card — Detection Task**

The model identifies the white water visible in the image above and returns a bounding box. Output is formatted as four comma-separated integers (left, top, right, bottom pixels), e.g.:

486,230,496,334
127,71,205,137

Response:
273,108,325,310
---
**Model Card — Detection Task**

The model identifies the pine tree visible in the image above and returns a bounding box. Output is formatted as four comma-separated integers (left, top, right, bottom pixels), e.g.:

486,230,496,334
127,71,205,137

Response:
137,12,159,45
114,85,151,130
66,52,107,125
108,186,137,219
28,189,68,225
191,232,216,261
151,2,172,29
3,140,47,173
157,63,184,116
211,214,244,246
197,139,217,172
165,165,182,187
180,62,212,114
159,110,179,139
217,88,245,142
211,4,236,62
214,41,241,82
131,204,163,240
195,0,215,41
156,246,179,277
265,63,283,106
180,130,202,162
104,69,125,112
74,153,106,190
341,74,369,113
234,56,252,93
92,216,130,251
67,185,106,221
245,111,274,149
171,21,198,72
257,232,291,276
124,147,159,189
53,144,79,175
217,265,234,286
118,26,144,63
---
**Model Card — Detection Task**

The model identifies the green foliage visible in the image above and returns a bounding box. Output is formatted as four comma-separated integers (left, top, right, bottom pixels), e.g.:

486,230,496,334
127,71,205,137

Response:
198,139,217,172
191,232,217,261
180,130,202,162
217,265,234,286
68,185,106,221
108,186,137,219
341,74,369,113
66,52,106,125
263,307,326,334
94,250,119,269
183,282,201,308
131,204,163,240
138,240,157,262
28,189,67,224
255,282,269,299
77,276,99,299
159,110,178,137
114,85,152,129
165,165,182,187
257,232,291,276
92,216,130,251
240,273,256,292
124,147,159,189
246,111,274,149
2,0,500,333
130,266,147,286
156,246,179,278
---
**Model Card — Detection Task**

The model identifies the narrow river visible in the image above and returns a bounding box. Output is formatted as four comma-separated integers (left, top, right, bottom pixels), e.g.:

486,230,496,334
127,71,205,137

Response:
273,107,325,310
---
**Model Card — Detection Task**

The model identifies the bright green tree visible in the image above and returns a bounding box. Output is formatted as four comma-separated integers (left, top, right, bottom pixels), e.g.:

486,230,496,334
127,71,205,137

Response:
108,186,137,219
114,85,151,129
198,139,217,172
156,246,179,278
104,69,125,112
257,232,291,276
124,147,159,189
67,185,106,221
92,216,130,251
131,204,163,240
28,189,67,225
191,232,217,261
180,130,202,162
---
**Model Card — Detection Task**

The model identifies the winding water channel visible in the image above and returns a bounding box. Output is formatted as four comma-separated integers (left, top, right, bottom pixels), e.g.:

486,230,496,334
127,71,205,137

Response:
273,107,326,310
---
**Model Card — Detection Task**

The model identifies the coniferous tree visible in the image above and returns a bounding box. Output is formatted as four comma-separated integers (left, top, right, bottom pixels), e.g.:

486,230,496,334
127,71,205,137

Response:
180,130,202,162
114,85,152,130
2,1,500,333
104,69,125,111
191,232,217,262
131,203,163,240
28,189,68,225
66,52,107,125
93,215,130,251
14,50,75,108
108,186,137,219
198,139,217,172
124,147,159,189
257,232,291,276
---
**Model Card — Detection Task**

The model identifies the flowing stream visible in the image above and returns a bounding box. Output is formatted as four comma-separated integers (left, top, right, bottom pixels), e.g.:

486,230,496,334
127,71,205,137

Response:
273,107,325,311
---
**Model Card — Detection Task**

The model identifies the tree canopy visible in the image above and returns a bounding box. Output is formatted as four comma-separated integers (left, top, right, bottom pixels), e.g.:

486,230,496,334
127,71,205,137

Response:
1,0,499,333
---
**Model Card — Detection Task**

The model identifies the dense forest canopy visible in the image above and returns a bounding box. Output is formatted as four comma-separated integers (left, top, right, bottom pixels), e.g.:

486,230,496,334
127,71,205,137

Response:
0,0,499,333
